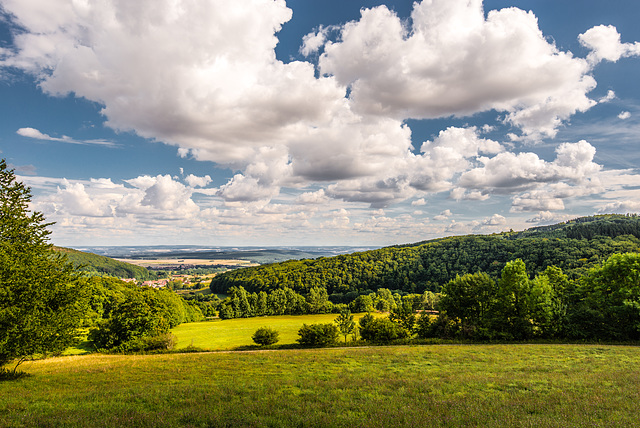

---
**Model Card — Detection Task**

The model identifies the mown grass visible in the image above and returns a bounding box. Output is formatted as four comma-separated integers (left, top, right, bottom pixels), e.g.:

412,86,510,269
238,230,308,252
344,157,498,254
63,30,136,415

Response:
1,344,639,427
171,313,379,350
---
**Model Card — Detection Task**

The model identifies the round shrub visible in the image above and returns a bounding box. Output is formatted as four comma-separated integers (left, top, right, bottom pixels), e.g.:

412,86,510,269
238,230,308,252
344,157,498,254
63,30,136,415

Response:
297,323,339,347
359,316,408,343
252,327,280,346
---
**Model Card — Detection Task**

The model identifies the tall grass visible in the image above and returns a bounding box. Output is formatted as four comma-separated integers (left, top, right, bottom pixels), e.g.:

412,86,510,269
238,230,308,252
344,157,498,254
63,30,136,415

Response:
1,344,639,427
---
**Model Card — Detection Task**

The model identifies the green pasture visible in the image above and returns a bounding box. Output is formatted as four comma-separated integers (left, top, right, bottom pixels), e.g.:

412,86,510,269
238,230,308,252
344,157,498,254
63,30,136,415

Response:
2,344,640,427
171,312,378,350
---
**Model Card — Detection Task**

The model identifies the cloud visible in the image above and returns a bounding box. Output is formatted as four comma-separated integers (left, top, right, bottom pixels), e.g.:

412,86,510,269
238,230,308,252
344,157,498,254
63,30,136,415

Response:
11,164,37,175
54,180,114,217
216,174,279,203
579,25,640,64
300,25,331,56
481,214,506,226
458,140,600,194
618,111,631,120
184,174,212,188
3,0,639,232
433,209,452,221
318,0,598,139
526,211,573,225
511,192,565,212
411,198,426,206
599,90,616,103
296,189,329,205
2,0,348,166
597,201,640,214
16,127,116,147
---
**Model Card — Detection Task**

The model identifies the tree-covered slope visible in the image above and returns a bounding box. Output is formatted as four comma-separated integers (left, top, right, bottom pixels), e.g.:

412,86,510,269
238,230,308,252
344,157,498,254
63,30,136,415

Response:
210,214,640,295
54,247,149,280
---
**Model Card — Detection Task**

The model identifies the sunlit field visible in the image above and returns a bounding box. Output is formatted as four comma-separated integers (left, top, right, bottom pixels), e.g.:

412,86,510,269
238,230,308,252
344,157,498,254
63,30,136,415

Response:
2,344,640,427
171,313,379,350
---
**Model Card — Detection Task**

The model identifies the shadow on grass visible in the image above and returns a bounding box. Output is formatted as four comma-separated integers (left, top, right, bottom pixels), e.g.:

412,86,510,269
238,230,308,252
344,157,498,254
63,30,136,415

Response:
0,368,31,382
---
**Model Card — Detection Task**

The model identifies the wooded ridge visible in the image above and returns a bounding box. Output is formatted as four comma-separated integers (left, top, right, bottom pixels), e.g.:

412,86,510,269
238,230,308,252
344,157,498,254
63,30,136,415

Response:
210,214,640,296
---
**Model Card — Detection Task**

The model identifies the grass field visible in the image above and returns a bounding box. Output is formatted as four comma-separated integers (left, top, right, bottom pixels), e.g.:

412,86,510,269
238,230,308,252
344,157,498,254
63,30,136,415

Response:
171,313,378,350
2,344,640,427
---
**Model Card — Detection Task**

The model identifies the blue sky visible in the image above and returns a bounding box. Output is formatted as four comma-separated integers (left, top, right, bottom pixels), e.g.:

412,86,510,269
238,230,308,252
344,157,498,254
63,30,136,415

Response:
1,0,640,247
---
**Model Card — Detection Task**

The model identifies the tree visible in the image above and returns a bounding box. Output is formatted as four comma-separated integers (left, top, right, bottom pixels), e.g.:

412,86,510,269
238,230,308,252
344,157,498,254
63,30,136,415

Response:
359,316,408,343
297,323,339,347
491,259,532,340
0,160,84,374
307,286,330,314
334,309,356,344
389,299,416,336
252,327,279,346
576,253,640,340
87,289,173,351
439,272,496,338
350,294,374,312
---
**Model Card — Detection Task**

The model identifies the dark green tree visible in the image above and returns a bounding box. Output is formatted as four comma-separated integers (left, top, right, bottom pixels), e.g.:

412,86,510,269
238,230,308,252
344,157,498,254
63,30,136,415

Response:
0,160,84,374
252,327,279,346
575,253,640,340
88,291,172,351
297,323,339,347
359,316,408,343
439,272,496,338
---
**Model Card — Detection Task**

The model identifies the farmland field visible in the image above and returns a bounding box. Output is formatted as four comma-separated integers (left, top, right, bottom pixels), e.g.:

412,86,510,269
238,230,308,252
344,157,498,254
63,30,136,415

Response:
1,344,639,427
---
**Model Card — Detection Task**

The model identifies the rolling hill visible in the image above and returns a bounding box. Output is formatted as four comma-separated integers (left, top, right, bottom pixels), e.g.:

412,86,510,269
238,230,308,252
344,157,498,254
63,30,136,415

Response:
210,214,640,295
54,247,149,280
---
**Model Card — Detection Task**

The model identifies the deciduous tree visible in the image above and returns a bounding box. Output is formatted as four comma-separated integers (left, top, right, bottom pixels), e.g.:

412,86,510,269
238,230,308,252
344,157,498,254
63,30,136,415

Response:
0,160,84,374
334,309,356,344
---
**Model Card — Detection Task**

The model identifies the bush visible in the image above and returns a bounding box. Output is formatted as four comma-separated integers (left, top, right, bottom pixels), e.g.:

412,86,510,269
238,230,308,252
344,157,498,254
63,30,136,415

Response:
127,333,177,352
297,323,339,347
359,316,408,343
252,327,280,346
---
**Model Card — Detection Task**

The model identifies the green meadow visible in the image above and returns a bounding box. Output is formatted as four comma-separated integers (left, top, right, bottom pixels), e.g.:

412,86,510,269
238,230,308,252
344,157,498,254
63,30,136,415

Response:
171,313,378,350
2,344,640,427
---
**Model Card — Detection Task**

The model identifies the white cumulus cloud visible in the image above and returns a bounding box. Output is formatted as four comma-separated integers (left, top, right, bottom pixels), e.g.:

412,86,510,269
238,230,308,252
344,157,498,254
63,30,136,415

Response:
318,0,597,139
579,25,640,64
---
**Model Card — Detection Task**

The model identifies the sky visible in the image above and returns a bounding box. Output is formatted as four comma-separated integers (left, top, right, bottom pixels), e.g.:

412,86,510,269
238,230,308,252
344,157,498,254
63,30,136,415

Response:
1,0,640,247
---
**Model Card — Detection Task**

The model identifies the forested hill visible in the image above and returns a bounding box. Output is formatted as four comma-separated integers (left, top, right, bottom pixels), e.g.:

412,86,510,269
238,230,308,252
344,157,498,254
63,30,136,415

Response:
54,247,149,280
209,214,640,296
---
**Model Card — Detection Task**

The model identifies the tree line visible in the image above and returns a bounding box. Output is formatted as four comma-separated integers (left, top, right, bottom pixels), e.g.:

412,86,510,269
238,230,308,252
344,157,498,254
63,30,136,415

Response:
214,284,438,320
408,252,640,342
210,216,640,297
266,252,640,345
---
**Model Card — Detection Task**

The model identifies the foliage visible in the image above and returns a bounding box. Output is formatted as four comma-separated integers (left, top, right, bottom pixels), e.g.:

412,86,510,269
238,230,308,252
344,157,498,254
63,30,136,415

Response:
439,272,496,338
0,160,85,372
434,253,640,342
210,214,640,297
85,277,204,352
297,323,339,347
388,298,417,334
358,313,408,342
126,333,178,352
252,327,280,346
334,309,356,344
567,252,640,340
54,246,149,279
